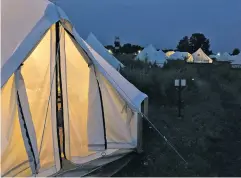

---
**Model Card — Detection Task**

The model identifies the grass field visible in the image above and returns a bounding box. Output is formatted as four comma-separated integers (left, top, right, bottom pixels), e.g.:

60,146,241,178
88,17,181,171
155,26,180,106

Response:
114,55,241,176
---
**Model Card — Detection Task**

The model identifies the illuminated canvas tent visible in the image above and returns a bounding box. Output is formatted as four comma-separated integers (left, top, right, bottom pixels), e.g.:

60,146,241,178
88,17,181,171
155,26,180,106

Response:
165,51,175,57
86,33,124,71
135,44,166,67
168,52,193,61
1,0,148,177
191,48,213,63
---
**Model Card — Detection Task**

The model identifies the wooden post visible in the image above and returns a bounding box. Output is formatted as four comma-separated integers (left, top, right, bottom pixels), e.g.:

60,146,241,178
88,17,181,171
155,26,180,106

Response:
137,97,148,153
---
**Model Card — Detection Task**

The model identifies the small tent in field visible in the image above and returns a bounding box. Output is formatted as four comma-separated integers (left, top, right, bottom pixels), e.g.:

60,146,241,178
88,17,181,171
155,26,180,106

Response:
165,51,175,57
168,52,192,60
135,44,166,67
231,54,241,68
191,48,213,63
1,0,148,177
86,33,124,71
216,52,234,62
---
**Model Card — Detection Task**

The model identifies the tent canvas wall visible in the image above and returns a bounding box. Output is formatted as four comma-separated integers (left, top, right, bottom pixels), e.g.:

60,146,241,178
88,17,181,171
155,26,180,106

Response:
86,33,124,71
135,44,166,67
1,0,148,177
191,48,213,63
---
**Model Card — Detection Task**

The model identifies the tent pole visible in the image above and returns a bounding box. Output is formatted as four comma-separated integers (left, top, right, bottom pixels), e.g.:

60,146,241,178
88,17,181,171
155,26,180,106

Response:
55,22,64,167
57,23,66,159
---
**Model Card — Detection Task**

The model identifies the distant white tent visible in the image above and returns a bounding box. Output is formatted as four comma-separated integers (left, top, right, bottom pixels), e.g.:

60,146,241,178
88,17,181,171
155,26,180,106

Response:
216,52,234,62
135,44,166,67
209,54,217,59
1,0,148,177
86,33,124,71
191,48,213,63
168,52,192,60
165,51,175,57
231,54,241,68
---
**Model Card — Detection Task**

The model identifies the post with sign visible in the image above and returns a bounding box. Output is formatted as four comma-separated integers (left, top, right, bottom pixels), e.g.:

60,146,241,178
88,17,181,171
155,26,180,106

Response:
174,79,186,118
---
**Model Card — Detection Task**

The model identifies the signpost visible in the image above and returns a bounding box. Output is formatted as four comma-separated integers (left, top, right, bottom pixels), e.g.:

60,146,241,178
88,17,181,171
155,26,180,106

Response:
174,79,186,117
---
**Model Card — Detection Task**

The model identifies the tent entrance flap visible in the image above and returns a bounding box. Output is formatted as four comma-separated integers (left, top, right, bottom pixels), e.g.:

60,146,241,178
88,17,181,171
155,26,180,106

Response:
60,28,107,163
19,24,61,176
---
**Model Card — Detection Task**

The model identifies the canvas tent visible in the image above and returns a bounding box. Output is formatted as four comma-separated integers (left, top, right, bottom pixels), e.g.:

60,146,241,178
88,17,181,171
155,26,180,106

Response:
231,54,241,68
165,51,175,57
1,0,148,177
86,33,124,71
216,52,234,62
135,44,166,67
191,48,213,63
168,51,193,61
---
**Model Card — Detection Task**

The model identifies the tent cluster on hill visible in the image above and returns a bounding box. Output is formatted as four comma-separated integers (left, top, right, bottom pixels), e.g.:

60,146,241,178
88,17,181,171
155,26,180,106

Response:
135,45,214,65
1,0,148,177
208,52,241,68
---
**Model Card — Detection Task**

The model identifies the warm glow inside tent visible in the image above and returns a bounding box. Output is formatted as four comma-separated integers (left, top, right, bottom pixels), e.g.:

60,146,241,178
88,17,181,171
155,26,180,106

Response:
86,33,124,71
165,51,175,57
191,48,213,63
1,0,148,177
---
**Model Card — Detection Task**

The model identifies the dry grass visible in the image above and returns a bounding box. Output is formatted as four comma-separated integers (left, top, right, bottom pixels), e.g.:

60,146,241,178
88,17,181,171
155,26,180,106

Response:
114,56,241,176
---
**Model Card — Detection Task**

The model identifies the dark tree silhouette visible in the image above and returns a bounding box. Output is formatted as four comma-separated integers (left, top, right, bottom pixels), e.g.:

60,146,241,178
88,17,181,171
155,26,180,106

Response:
105,43,143,54
232,48,240,55
105,45,115,51
176,36,190,52
120,43,143,54
189,33,212,55
176,33,212,55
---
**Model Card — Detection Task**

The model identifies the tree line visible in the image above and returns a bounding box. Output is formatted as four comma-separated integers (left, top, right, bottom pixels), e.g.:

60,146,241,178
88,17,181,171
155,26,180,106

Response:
105,33,240,56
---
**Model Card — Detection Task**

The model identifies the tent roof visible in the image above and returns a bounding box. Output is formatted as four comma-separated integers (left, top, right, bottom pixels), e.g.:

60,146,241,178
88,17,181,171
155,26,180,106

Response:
1,0,147,111
192,48,213,63
86,33,124,70
135,44,166,64
1,0,70,86
216,52,234,61
168,52,190,60
82,40,147,110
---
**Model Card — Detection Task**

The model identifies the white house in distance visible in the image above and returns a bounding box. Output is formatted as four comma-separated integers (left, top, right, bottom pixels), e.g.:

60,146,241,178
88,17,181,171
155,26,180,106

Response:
135,44,167,67
191,48,213,63
86,33,124,71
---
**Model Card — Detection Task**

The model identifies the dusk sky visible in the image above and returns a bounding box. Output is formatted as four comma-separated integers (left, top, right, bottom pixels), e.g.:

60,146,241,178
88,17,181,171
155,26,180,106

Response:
53,0,241,53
